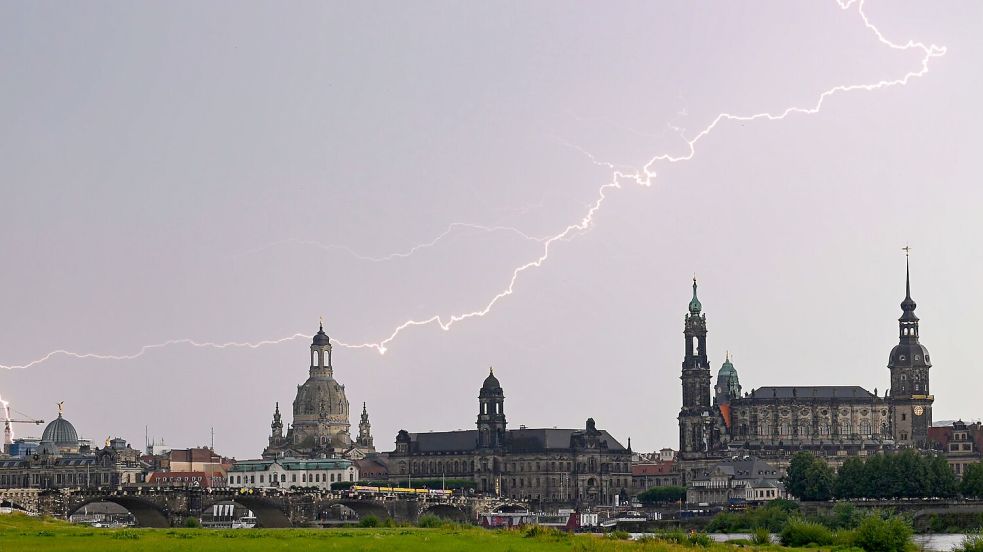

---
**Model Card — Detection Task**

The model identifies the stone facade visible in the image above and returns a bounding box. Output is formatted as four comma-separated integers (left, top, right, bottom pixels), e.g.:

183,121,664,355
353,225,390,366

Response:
686,456,786,506
678,259,934,463
388,369,632,507
263,324,375,460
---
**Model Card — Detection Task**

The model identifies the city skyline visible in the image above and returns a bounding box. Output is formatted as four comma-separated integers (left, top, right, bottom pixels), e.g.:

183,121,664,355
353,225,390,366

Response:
2,1,982,459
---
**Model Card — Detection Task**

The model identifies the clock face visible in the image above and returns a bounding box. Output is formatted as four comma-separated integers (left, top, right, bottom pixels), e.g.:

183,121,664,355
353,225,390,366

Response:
913,406,925,416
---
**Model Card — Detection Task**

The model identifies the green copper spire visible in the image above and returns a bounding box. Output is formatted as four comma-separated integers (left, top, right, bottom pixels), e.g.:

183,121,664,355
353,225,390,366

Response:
688,277,702,315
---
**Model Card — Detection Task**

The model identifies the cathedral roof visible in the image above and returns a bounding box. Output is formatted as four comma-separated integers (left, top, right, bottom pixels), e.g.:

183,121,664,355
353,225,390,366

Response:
404,427,627,453
746,386,876,400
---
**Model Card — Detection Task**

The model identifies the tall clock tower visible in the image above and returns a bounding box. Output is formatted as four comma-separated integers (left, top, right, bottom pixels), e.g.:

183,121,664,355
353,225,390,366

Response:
888,252,933,448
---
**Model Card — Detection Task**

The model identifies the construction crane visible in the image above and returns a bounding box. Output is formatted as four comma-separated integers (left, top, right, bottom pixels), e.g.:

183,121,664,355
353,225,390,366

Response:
4,419,44,425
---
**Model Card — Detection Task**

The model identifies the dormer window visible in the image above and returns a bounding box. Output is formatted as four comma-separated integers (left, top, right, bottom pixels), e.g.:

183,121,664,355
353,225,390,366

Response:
900,355,906,361
915,355,920,360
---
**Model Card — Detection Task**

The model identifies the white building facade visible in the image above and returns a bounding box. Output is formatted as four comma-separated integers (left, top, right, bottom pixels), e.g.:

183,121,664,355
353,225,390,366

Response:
228,457,357,489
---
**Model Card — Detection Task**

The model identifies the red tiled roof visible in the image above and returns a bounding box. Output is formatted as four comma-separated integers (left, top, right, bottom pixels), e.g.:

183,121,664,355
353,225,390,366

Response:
632,462,674,476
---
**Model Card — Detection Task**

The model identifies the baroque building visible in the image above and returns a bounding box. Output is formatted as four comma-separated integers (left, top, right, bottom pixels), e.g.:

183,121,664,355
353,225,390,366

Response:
0,406,144,489
678,257,934,462
388,369,632,506
263,323,375,460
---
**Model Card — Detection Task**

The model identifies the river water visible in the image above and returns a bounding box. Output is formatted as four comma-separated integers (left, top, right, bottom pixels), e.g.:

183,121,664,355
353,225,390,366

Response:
701,533,971,551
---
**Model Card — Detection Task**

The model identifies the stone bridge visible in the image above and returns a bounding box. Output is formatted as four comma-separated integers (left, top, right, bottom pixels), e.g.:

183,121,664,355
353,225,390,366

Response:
0,487,518,528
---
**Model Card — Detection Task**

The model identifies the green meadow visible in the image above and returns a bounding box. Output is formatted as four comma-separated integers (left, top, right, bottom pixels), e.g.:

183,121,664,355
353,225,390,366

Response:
0,513,754,552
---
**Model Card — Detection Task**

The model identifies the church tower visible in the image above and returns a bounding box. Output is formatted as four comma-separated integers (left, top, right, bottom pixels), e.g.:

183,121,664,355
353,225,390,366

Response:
311,321,333,378
679,278,713,456
357,402,374,450
477,368,507,449
269,402,283,448
888,252,933,447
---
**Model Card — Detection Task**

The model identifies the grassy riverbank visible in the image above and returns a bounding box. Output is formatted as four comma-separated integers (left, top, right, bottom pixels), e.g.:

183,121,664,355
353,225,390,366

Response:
0,513,831,552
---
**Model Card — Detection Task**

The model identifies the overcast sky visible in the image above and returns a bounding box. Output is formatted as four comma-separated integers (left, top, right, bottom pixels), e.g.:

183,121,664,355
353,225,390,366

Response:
1,1,981,459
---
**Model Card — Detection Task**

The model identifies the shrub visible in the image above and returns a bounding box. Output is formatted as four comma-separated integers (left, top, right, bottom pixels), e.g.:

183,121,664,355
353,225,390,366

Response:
523,525,567,540
655,530,687,543
851,514,912,552
751,526,771,545
183,516,202,528
358,515,380,528
417,514,443,528
779,518,834,547
955,533,983,552
111,530,141,540
688,532,714,547
605,530,631,540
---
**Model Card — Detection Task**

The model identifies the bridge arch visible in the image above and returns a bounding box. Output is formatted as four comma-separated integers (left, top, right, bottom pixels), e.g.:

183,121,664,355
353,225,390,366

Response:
68,496,169,528
420,503,468,522
0,498,29,512
201,496,292,528
326,500,391,521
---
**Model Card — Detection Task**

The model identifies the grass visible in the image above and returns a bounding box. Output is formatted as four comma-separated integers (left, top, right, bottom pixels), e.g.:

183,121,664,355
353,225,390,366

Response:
0,513,853,552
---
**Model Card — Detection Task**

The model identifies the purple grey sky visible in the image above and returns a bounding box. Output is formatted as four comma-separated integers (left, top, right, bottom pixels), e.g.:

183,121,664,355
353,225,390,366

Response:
1,1,981,459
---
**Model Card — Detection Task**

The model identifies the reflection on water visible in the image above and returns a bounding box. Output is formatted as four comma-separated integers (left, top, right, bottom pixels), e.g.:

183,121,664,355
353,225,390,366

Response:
701,533,969,551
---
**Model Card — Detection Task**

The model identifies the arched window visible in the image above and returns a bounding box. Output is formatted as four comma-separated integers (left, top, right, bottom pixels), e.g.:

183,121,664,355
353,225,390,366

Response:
859,421,872,436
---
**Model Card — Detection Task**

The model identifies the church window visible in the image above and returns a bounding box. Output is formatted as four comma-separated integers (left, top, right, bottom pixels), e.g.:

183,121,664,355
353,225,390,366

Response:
260,475,264,483
315,474,319,482
902,413,907,421
292,474,297,482
281,474,286,482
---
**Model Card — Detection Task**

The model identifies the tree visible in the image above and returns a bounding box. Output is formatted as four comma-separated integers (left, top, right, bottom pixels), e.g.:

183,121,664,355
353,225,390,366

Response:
784,452,816,500
836,457,865,499
927,455,958,498
961,462,983,498
802,460,836,501
637,485,686,504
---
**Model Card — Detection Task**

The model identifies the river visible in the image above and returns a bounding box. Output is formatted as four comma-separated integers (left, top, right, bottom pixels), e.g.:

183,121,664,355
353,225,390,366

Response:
701,533,972,551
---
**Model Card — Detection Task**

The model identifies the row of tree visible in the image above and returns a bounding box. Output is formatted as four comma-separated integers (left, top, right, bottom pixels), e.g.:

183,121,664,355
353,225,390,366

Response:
784,450,965,500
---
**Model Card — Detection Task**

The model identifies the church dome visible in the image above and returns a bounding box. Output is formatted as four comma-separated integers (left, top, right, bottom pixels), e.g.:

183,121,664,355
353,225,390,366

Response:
688,278,702,315
293,375,349,419
888,342,932,368
482,368,501,390
41,414,78,446
718,357,737,377
312,322,330,346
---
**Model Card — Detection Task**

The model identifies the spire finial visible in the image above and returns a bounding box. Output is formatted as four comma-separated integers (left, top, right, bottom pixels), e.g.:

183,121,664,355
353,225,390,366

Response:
903,246,912,300
319,316,324,332
362,401,367,412
489,366,494,375
57,401,64,416
726,350,730,362
688,276,702,314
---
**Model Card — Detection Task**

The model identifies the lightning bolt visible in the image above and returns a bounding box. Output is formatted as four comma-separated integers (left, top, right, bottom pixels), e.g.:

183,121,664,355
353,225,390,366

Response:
0,0,947,369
